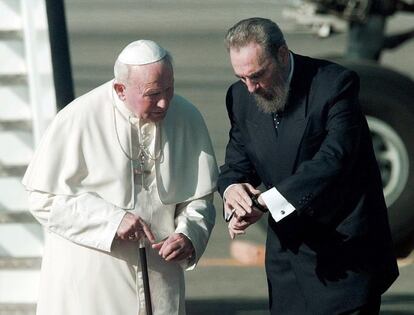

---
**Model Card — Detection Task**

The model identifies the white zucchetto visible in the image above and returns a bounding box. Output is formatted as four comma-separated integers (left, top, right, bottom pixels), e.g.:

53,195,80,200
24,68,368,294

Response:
117,40,167,65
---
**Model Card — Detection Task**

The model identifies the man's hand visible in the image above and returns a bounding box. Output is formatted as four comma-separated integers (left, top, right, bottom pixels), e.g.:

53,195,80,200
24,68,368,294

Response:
224,183,261,218
116,212,155,243
152,233,195,262
257,194,266,208
228,208,264,239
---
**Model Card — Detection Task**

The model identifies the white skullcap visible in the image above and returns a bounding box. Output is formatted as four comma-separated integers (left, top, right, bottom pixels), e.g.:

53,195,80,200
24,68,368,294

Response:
117,40,167,65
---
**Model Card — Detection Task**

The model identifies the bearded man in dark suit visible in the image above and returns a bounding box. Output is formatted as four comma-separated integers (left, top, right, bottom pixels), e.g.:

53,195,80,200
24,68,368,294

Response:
218,17,399,315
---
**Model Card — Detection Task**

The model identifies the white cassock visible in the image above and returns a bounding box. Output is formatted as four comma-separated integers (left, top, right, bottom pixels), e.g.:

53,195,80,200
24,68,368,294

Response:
22,81,218,315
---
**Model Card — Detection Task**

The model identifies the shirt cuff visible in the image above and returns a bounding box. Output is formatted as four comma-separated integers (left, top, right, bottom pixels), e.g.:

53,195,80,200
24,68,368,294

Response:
261,187,295,222
223,184,238,221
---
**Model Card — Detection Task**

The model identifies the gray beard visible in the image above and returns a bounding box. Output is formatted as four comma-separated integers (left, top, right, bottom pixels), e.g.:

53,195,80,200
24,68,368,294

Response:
254,83,290,114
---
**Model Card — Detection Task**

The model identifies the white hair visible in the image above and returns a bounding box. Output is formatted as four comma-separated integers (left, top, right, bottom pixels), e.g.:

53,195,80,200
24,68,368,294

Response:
113,53,173,84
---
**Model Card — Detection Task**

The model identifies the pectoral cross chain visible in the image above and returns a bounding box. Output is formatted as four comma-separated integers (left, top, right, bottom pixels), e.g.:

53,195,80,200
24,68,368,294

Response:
133,153,151,190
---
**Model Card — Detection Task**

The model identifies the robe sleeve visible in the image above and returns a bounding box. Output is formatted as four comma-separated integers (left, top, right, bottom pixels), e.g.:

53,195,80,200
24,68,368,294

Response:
28,190,126,252
174,193,215,270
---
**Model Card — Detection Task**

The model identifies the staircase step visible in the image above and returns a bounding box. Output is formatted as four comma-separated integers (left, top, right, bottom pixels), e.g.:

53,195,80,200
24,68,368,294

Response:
0,86,31,121
0,270,40,304
0,257,41,270
0,74,26,85
0,30,22,40
0,41,26,75
0,303,36,315
0,177,32,224
0,166,28,178
0,130,34,167
0,177,29,212
0,212,35,224
0,1,22,33
0,121,32,130
0,224,43,257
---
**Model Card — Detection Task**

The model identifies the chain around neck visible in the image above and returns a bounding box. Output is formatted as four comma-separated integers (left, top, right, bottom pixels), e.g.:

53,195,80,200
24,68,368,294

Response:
134,117,162,161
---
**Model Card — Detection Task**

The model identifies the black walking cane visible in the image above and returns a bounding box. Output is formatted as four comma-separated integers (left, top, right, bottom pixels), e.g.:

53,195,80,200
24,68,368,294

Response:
139,239,153,315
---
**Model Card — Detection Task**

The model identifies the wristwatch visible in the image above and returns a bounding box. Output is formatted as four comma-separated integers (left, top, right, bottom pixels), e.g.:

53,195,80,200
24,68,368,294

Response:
251,194,268,213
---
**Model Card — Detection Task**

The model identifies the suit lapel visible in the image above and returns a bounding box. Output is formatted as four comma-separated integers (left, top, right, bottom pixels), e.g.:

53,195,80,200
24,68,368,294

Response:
274,92,307,181
274,54,312,181
274,54,310,181
245,93,279,175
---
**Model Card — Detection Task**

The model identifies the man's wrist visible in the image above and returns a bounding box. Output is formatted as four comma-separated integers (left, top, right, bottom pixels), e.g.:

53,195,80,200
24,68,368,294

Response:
251,194,268,213
223,183,238,201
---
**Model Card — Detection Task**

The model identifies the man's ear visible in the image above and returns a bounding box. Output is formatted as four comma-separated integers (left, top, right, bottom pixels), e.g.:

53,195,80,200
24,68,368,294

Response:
277,45,289,66
113,83,126,101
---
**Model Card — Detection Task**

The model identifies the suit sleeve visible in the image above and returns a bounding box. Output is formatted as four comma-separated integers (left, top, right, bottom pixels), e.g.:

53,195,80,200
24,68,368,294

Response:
275,70,364,222
217,85,261,196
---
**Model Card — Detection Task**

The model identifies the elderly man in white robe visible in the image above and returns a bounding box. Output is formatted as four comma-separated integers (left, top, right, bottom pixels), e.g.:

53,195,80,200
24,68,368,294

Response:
22,40,218,315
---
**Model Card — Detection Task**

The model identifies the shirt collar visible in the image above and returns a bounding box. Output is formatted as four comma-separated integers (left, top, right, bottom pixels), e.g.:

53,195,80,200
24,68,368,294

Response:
287,51,294,87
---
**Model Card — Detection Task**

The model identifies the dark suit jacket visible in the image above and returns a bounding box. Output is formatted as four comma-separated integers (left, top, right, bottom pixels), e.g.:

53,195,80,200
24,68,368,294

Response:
218,53,399,314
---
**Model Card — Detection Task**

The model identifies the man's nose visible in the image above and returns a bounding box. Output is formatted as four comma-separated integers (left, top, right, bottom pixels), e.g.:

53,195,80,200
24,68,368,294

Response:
245,79,259,93
157,97,169,109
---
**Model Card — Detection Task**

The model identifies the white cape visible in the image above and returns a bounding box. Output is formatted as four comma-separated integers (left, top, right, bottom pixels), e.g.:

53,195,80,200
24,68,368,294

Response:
23,80,218,207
